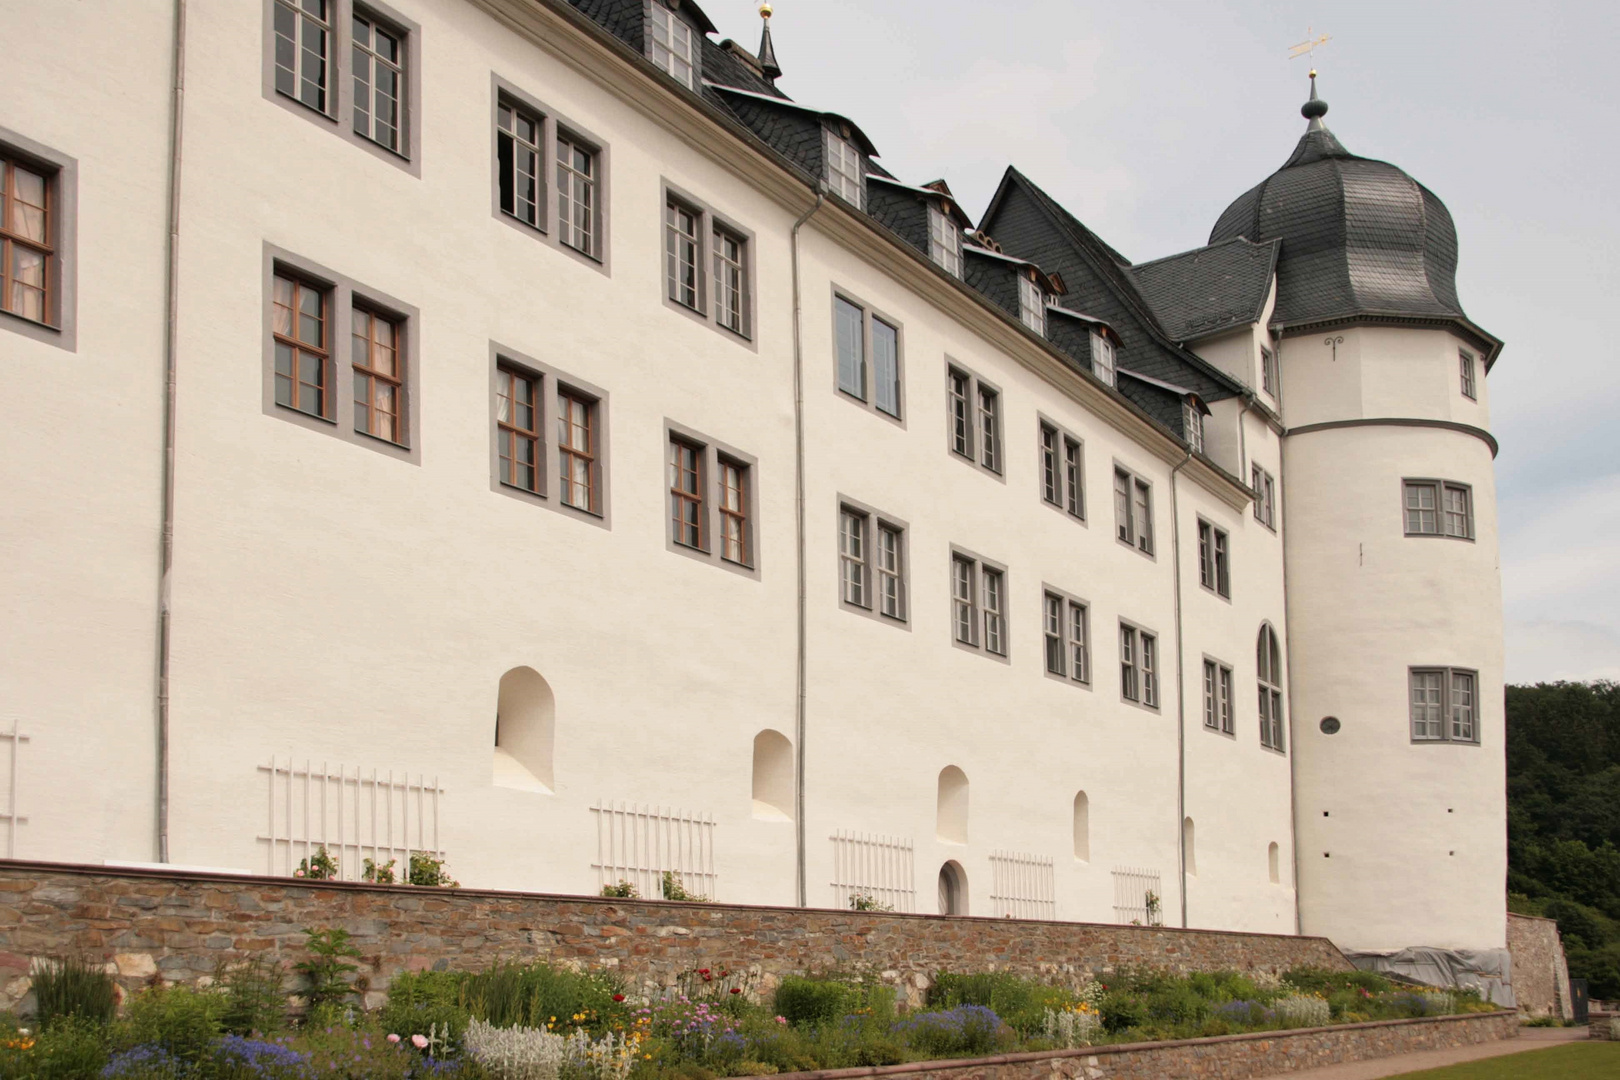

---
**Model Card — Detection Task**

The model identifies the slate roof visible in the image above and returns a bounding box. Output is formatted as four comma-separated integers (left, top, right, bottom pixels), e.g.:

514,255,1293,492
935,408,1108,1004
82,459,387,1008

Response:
1209,120,1471,330
1129,237,1279,342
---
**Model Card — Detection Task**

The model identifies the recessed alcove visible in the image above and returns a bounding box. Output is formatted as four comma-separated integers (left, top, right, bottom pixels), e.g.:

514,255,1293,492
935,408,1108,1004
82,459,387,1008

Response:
751,730,793,821
936,766,968,844
494,666,555,793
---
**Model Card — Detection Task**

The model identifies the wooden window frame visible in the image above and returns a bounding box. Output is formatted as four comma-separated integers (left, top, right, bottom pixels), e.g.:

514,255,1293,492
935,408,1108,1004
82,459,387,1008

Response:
263,0,421,174
497,95,547,232
557,387,599,513
824,127,864,209
1258,623,1287,752
350,304,405,444
1119,620,1160,712
488,342,609,526
264,245,418,462
927,203,963,278
646,1,698,90
713,223,749,338
660,181,756,346
831,286,905,424
669,435,705,551
664,421,758,576
1017,272,1045,336
0,155,52,329
837,496,907,625
1403,478,1474,541
496,363,542,494
718,455,749,567
1043,585,1092,689
1409,666,1480,745
273,272,332,421
1183,401,1204,454
1459,350,1478,401
0,129,75,350
1261,345,1278,397
352,9,406,153
665,195,703,311
556,131,600,259
1089,330,1116,387
1113,463,1155,557
946,362,1004,480
489,77,611,275
950,547,1010,663
1036,414,1087,524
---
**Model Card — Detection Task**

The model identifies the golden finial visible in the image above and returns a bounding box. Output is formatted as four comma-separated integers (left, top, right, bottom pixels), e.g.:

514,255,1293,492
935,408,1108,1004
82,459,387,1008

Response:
759,3,772,18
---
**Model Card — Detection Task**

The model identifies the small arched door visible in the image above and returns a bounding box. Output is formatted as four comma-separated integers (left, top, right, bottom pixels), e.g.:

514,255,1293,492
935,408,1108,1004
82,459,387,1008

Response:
938,860,967,915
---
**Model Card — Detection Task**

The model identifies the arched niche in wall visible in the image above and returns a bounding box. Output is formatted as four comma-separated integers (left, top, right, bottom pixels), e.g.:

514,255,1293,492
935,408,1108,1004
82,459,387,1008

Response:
938,860,968,916
752,730,794,821
1269,841,1281,885
1183,816,1197,877
494,666,555,793
936,766,969,845
1072,791,1090,862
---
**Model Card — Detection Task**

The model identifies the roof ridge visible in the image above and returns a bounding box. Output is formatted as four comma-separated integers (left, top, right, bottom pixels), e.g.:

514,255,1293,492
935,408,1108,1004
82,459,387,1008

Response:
1130,235,1278,272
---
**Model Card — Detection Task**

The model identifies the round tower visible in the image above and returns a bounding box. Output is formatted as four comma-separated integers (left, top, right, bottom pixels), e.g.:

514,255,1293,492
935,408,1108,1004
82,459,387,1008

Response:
1212,77,1506,953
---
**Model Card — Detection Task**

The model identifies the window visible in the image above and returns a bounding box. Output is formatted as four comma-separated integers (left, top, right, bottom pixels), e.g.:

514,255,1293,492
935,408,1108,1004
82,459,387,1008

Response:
1018,274,1045,336
833,292,902,419
351,306,403,443
824,130,863,209
1460,350,1477,401
928,205,962,278
352,11,405,152
274,0,331,112
1114,466,1154,554
951,550,1007,658
496,365,540,493
669,438,704,549
2,154,52,326
1203,659,1234,735
1197,520,1231,599
714,226,748,335
273,273,330,419
1090,331,1116,387
839,500,905,619
1261,346,1278,396
666,198,701,310
497,99,545,229
876,522,904,619
648,3,695,90
1183,401,1204,454
1410,667,1479,744
1044,589,1090,686
663,425,756,569
556,133,598,257
1404,479,1473,540
1252,465,1276,531
1258,625,1285,751
1039,420,1086,521
1120,622,1159,708
947,365,1002,477
841,509,867,608
557,388,598,512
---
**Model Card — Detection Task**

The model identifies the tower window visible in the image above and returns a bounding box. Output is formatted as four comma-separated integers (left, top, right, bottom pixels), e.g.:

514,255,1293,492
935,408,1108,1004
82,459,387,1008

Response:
1258,624,1285,752
1404,479,1473,540
1261,346,1278,396
1459,350,1477,401
1410,667,1479,744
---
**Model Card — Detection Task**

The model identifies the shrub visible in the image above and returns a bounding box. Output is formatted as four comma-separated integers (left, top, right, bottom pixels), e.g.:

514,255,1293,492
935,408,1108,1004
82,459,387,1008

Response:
728,1017,817,1074
1099,990,1148,1034
600,881,639,899
216,955,290,1036
1041,1004,1100,1048
772,977,860,1028
848,893,892,913
407,853,459,888
112,984,226,1065
462,1018,634,1080
1281,967,1391,996
295,1024,422,1080
927,972,1067,1036
295,927,362,1014
101,1043,183,1079
1144,985,1211,1027
294,846,338,880
1212,1000,1272,1027
29,956,118,1029
363,858,398,884
459,960,626,1033
894,1005,1004,1058
2,1015,109,1080
1274,994,1332,1027
660,873,707,902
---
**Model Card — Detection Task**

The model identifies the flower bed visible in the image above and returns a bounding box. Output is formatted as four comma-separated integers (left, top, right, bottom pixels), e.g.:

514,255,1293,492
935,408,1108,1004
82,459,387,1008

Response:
0,950,1504,1080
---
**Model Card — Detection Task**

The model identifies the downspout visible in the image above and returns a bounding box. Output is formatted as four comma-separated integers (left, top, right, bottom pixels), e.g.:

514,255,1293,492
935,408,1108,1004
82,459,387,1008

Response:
1169,448,1193,928
790,192,825,907
1273,320,1305,937
156,0,188,863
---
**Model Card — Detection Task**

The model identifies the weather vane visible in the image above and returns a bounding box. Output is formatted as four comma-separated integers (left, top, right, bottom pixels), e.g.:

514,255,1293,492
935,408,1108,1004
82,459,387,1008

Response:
1288,27,1331,69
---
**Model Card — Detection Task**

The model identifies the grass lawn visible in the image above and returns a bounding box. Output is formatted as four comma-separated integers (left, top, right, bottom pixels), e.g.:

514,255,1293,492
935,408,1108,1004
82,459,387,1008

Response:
1392,1041,1620,1079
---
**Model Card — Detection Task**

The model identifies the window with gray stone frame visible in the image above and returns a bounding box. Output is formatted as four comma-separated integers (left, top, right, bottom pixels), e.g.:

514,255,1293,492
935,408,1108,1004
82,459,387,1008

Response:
1120,620,1159,709
1197,518,1231,599
951,548,1007,660
264,0,421,173
1113,465,1154,555
1043,587,1091,687
838,497,908,625
1203,658,1234,735
1252,464,1276,531
1410,667,1478,744
833,289,903,422
490,78,610,275
947,363,1002,479
665,421,757,577
1038,417,1086,522
0,127,76,351
662,182,755,344
488,342,610,528
1258,624,1285,751
1403,478,1473,540
1459,350,1477,401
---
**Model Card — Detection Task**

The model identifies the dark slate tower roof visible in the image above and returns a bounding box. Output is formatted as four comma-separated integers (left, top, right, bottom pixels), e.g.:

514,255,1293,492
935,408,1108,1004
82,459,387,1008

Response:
1210,76,1493,354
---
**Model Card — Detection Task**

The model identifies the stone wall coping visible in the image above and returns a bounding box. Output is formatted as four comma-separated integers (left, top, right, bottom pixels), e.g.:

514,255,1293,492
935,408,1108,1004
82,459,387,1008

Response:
747,1012,1520,1080
1506,913,1561,925
0,858,1341,949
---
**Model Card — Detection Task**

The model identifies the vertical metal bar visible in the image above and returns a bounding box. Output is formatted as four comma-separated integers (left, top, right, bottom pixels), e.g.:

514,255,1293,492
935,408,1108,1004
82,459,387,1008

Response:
283,761,292,876
6,717,18,859
267,760,277,875
336,764,345,879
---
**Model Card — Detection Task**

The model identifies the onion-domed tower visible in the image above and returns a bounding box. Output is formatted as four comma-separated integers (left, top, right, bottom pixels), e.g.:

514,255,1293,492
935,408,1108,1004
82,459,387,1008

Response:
1214,76,1506,955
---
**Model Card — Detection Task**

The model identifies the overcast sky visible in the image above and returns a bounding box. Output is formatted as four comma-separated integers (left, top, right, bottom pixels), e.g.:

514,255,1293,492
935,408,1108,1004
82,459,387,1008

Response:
706,0,1619,686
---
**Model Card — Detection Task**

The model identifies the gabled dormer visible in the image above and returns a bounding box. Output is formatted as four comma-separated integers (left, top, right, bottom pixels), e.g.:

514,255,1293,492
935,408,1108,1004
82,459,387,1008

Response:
962,232,1064,337
644,0,715,90
1046,308,1121,388
706,84,878,208
865,175,972,278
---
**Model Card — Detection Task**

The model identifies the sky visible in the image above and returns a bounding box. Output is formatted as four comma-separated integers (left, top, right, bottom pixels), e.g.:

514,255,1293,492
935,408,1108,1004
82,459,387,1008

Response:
702,0,1620,686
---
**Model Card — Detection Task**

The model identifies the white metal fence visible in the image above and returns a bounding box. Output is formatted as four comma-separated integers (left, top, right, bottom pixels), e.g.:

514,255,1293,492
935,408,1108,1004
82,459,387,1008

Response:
592,800,718,901
0,718,28,859
829,830,915,912
989,850,1056,920
257,758,446,880
1112,866,1164,925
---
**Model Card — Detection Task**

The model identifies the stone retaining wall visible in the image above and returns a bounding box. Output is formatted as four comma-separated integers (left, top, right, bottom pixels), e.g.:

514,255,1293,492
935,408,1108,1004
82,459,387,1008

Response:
755,1012,1519,1080
1591,1010,1617,1040
0,860,1349,1012
1506,913,1572,1019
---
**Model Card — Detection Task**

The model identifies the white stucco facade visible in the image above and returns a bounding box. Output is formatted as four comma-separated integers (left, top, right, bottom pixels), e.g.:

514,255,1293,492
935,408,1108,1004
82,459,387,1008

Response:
0,0,1502,955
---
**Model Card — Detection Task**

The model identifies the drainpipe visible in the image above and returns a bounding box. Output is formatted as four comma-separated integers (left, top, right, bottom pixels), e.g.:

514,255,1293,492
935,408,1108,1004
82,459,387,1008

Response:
1169,448,1193,928
156,0,188,863
1272,321,1305,937
790,192,825,907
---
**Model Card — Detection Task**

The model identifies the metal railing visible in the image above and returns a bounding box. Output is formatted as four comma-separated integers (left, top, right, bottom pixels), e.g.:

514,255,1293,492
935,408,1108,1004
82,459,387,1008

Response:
990,849,1056,919
1112,866,1163,925
592,800,718,900
257,757,446,880
830,830,915,912
0,718,28,859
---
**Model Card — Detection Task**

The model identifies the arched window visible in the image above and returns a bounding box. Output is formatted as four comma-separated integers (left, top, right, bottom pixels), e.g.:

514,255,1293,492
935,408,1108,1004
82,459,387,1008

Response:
938,860,968,915
1268,841,1281,884
494,666,555,792
937,766,969,844
1072,791,1090,862
1183,817,1197,877
1257,625,1285,751
751,730,794,821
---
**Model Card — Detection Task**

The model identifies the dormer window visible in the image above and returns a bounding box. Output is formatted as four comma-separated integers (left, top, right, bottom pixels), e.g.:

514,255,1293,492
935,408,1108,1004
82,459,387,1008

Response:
649,3,695,89
928,205,962,278
824,129,863,209
1090,331,1116,387
1184,401,1204,454
1018,273,1045,335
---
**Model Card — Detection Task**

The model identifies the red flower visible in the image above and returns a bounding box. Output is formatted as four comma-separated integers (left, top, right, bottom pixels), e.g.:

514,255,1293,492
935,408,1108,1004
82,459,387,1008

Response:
730,988,742,995
613,994,626,1003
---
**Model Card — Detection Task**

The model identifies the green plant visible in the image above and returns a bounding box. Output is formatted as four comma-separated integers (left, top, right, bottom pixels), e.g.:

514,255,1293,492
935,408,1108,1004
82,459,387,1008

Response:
660,872,707,902
1,1015,109,1080
1099,990,1148,1033
896,1005,1005,1057
457,960,626,1033
377,970,471,1043
601,880,640,899
848,892,892,912
112,983,225,1065
363,857,397,884
406,852,459,887
215,955,289,1036
773,977,861,1027
294,846,339,880
927,972,1069,1036
1143,890,1163,926
295,927,363,1014
29,956,118,1029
